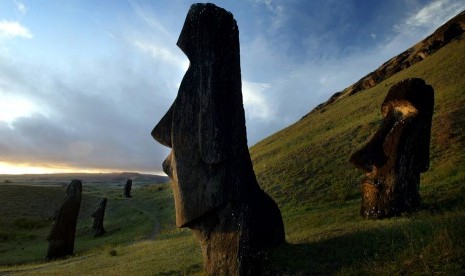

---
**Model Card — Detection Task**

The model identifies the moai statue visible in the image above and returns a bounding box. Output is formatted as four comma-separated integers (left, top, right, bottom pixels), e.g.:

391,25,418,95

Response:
92,198,107,237
124,179,132,198
151,3,285,275
46,179,82,260
350,78,434,219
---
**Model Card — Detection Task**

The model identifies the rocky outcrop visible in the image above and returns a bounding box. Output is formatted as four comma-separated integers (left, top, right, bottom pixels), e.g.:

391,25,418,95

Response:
151,3,285,274
46,179,82,260
349,78,434,219
310,10,464,114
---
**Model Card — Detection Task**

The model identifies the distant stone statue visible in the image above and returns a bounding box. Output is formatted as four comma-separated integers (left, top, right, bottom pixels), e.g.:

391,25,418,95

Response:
350,78,434,219
124,179,132,198
151,3,285,275
92,198,107,237
46,179,82,260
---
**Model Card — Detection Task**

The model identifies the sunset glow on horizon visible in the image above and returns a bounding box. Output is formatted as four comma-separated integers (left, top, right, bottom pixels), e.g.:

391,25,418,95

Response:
0,161,161,175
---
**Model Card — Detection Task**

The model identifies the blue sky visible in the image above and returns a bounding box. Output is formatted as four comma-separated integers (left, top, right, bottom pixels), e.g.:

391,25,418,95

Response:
0,0,463,174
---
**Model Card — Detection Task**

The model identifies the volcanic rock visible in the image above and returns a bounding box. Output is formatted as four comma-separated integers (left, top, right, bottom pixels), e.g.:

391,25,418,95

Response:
151,3,285,274
46,179,82,260
350,78,434,218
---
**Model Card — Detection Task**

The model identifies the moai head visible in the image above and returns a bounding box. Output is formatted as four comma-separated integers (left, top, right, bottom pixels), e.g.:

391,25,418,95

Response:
124,179,132,198
92,198,107,237
350,78,434,218
46,179,82,260
151,3,247,228
151,5,284,274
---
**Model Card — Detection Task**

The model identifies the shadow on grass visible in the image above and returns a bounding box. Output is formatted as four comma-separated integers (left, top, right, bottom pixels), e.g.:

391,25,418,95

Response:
266,225,408,274
267,206,465,275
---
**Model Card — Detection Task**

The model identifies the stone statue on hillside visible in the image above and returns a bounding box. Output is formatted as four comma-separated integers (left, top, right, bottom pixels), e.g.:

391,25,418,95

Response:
46,179,82,260
92,198,107,237
350,78,434,219
124,179,132,198
151,3,285,274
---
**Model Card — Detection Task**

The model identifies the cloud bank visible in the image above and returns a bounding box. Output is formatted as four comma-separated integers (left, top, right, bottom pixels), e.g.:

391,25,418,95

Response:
0,0,463,174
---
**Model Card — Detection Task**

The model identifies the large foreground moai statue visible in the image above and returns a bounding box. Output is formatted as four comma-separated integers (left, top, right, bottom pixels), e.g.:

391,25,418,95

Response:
46,179,82,260
350,78,434,219
152,3,285,275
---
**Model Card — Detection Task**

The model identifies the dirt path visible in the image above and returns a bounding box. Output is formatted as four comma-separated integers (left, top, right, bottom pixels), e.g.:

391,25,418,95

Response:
149,215,161,239
126,199,162,240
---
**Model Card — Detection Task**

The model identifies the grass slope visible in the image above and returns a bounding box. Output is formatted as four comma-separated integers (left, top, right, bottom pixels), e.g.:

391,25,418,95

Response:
0,34,464,275
251,35,465,210
250,35,465,274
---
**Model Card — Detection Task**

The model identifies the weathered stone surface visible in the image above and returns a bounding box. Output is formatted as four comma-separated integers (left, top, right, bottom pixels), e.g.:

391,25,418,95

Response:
152,3,285,274
124,179,132,198
350,78,434,219
92,198,107,237
46,179,82,260
444,22,463,43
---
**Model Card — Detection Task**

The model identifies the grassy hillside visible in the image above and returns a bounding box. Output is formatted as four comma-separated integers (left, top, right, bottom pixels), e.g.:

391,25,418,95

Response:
250,34,465,212
0,28,464,276
250,33,465,274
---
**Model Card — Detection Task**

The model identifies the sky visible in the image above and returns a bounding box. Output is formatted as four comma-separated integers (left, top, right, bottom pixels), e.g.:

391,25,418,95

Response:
0,0,464,175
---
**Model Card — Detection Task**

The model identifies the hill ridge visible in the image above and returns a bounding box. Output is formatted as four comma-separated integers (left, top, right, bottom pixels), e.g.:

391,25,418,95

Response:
0,172,169,183
250,13,465,209
307,9,465,115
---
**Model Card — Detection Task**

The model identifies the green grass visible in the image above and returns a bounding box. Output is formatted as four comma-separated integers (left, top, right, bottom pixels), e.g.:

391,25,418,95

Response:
0,183,198,268
0,182,204,275
250,35,465,211
250,36,465,274
0,34,464,275
268,209,465,275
